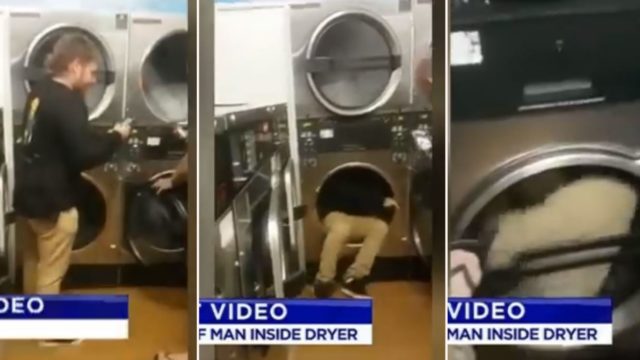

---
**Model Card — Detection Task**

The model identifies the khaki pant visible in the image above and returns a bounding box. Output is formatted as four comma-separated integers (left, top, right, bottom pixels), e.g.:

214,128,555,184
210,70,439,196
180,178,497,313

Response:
317,211,389,282
23,208,78,294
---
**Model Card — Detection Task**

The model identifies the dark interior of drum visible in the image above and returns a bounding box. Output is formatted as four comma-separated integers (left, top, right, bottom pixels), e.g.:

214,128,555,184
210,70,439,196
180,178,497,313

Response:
26,27,109,116
316,166,394,224
74,177,107,251
127,178,187,252
309,16,395,110
462,166,640,302
141,31,188,122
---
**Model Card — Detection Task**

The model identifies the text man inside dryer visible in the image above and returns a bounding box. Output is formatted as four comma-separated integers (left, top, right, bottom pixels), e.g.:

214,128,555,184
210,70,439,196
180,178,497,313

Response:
13,34,131,345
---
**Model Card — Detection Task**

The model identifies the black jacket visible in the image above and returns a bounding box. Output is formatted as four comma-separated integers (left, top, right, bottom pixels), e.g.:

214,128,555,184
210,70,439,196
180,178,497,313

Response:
13,79,123,219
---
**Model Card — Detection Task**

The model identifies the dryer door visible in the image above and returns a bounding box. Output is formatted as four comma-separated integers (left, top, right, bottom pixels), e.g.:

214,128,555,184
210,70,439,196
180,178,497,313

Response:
126,178,187,265
22,25,117,122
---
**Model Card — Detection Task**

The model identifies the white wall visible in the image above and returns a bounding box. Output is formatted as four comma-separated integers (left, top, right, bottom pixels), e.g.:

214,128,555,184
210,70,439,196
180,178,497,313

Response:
214,4,292,115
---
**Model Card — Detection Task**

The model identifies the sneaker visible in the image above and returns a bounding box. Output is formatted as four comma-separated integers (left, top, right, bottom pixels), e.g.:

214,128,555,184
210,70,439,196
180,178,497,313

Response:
341,277,371,299
39,339,83,347
313,279,335,298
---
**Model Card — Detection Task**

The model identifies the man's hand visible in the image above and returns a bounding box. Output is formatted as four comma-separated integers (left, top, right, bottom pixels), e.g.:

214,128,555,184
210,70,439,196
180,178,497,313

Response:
151,177,173,194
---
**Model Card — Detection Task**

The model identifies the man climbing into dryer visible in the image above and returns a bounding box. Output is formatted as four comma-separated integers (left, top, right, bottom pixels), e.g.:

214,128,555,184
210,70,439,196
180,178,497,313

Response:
13,33,131,346
313,169,399,299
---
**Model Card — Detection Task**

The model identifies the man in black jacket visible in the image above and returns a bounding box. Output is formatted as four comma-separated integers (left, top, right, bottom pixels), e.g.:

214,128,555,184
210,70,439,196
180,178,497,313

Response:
13,34,130,305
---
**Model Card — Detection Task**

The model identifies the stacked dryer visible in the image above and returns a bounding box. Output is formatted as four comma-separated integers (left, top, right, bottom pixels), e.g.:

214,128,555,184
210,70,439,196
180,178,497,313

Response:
290,0,431,270
8,9,129,266
121,12,188,265
7,9,188,274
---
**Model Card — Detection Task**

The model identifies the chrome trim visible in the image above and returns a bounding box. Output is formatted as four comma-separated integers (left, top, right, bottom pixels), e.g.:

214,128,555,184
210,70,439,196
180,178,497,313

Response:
268,153,285,298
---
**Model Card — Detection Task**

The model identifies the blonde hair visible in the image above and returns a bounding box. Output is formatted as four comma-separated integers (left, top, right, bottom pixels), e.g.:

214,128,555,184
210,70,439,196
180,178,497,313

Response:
45,33,98,75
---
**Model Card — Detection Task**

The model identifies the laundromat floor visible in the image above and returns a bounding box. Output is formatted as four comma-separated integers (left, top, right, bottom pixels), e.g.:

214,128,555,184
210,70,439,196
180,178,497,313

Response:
280,281,432,360
1,287,187,360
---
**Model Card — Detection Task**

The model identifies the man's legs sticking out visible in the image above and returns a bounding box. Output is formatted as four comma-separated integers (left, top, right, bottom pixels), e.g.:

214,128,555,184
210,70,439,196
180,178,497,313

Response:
341,216,388,298
25,208,81,346
314,212,352,298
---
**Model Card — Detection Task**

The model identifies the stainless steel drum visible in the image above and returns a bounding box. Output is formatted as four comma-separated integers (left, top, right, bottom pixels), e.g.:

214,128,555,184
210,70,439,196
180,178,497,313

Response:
290,0,414,118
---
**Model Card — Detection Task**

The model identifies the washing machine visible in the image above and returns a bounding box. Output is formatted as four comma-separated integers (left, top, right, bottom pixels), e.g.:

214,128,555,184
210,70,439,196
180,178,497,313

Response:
450,3,640,358
298,109,430,263
8,8,128,127
121,125,187,265
290,0,414,119
125,12,187,127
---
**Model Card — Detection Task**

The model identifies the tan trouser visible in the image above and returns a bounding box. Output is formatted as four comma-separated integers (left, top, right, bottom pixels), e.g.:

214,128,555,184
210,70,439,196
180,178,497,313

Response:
317,211,389,282
23,208,78,294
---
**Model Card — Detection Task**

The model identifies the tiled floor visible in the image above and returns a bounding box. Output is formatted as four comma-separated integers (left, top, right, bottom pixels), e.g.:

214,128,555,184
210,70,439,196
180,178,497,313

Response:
2,287,188,360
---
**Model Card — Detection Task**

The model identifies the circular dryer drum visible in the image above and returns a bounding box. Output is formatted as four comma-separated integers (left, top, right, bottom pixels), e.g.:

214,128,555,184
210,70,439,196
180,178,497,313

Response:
74,175,107,251
456,164,640,359
140,31,188,123
24,26,114,120
305,10,403,117
315,163,395,248
126,173,187,265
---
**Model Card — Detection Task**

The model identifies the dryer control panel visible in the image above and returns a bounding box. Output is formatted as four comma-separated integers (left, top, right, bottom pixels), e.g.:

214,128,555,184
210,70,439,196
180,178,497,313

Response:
298,110,431,166
126,126,187,162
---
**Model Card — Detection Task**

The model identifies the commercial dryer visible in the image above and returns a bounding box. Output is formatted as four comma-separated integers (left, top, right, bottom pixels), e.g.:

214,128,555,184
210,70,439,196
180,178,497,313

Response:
290,0,414,118
125,12,187,127
298,109,430,263
8,8,128,127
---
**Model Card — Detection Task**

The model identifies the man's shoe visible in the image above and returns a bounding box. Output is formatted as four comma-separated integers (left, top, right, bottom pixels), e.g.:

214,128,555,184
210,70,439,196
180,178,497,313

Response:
39,339,83,347
341,277,371,299
313,279,335,298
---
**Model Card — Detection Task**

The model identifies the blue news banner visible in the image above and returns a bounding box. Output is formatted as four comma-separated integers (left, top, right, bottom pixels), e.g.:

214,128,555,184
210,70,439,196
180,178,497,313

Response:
0,295,128,339
448,298,613,346
198,299,373,345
